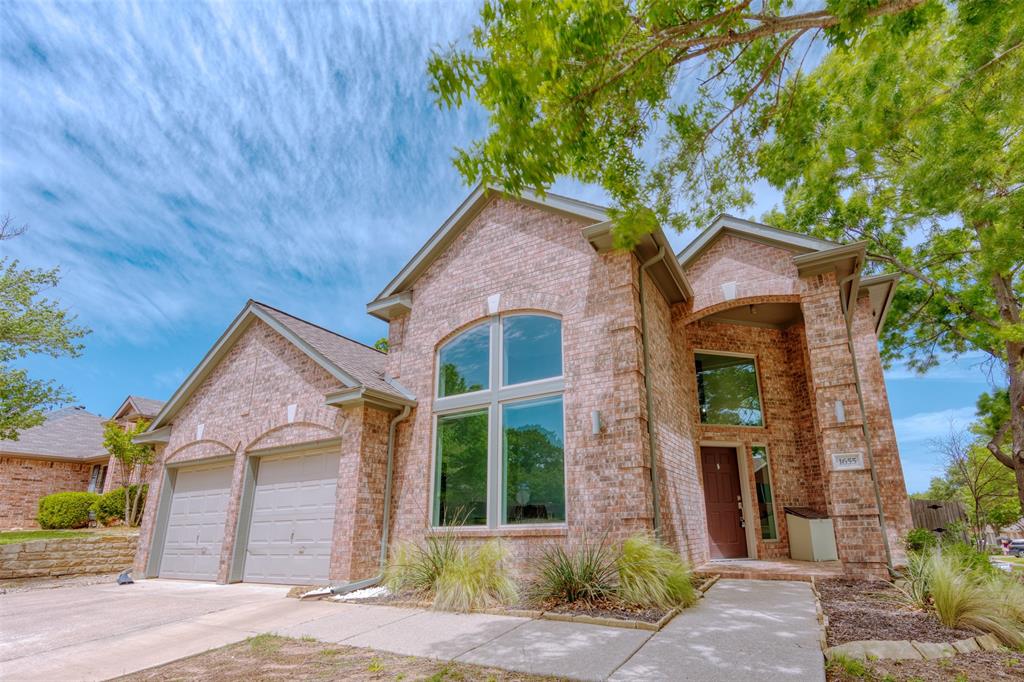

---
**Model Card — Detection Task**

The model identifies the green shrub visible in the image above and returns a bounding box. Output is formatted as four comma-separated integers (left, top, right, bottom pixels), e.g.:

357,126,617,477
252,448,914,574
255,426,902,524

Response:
904,528,937,553
434,540,517,611
384,532,516,611
37,491,100,529
927,550,1023,647
528,539,617,606
615,534,697,609
90,485,148,525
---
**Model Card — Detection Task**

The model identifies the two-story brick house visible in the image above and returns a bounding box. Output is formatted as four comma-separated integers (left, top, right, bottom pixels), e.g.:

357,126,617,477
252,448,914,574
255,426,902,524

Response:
132,185,912,585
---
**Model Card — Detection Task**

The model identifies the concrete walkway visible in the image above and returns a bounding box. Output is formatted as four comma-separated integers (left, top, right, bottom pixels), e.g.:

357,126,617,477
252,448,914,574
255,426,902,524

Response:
0,578,824,681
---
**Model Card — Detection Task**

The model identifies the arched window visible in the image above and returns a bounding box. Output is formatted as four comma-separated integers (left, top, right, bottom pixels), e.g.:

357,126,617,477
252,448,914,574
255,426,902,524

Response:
433,313,565,528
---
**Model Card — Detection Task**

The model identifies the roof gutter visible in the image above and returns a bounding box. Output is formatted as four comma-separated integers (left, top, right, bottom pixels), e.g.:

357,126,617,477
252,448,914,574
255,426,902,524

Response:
304,404,412,598
839,272,895,577
639,246,666,537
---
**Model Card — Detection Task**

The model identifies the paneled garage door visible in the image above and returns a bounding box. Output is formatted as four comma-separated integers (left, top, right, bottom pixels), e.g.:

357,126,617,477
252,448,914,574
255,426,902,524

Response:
159,463,233,580
242,449,340,585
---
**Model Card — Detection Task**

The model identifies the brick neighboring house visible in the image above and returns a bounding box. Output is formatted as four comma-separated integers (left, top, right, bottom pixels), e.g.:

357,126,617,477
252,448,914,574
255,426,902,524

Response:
0,407,108,529
0,395,167,529
133,185,913,585
102,395,166,494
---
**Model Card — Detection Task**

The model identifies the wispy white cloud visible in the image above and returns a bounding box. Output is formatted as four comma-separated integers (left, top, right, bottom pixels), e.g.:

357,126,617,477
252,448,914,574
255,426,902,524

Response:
893,406,977,443
0,0,485,344
884,352,1000,383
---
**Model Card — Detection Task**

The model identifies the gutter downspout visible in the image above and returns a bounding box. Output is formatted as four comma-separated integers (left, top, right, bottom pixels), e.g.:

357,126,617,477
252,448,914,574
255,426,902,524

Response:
839,273,895,576
640,247,666,537
305,404,411,598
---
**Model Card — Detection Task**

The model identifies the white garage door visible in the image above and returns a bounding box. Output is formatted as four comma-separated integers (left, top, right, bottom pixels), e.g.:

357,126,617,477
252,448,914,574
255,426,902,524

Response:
242,449,340,584
159,463,233,580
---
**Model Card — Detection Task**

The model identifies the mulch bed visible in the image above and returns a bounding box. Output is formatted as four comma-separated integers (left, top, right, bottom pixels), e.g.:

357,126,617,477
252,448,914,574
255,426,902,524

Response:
536,597,669,624
817,578,980,646
827,651,1024,681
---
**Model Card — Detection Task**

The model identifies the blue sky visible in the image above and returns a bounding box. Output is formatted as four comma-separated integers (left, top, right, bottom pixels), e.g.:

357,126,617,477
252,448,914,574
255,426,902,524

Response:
0,1,999,492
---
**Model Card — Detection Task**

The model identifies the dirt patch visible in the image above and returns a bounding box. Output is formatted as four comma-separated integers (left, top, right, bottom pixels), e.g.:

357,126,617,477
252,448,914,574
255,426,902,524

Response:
827,650,1024,681
116,634,563,681
817,579,979,646
0,572,121,594
538,597,669,624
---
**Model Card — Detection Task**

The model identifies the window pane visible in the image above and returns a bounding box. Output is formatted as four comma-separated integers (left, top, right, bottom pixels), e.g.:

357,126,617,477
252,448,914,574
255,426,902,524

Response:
434,411,488,526
752,446,777,540
503,315,562,386
502,396,565,524
438,324,490,397
695,353,763,426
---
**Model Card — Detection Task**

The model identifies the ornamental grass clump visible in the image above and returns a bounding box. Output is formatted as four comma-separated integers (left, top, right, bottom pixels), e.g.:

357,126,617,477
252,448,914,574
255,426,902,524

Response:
383,532,515,612
528,539,618,605
615,534,697,609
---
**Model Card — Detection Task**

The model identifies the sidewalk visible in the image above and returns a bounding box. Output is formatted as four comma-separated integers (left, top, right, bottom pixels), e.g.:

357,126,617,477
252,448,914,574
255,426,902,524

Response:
277,579,825,682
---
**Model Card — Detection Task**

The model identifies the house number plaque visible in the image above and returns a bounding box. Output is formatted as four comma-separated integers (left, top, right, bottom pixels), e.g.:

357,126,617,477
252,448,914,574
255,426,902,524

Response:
832,452,865,471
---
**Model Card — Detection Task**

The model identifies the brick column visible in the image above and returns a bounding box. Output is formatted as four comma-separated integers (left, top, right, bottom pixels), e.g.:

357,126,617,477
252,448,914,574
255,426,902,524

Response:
800,273,889,579
329,405,393,582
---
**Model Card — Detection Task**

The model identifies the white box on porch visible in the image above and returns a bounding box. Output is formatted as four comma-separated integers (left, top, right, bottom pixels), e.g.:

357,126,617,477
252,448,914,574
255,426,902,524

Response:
786,507,839,562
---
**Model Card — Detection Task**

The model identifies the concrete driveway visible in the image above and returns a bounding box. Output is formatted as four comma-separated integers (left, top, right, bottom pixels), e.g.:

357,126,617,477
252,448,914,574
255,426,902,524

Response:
0,579,334,681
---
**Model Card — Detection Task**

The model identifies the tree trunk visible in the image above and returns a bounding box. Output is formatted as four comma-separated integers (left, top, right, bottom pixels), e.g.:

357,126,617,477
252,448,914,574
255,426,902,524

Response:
992,272,1024,509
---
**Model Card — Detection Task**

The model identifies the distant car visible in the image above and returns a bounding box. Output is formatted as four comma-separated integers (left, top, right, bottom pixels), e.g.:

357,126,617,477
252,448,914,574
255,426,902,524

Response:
1009,539,1024,557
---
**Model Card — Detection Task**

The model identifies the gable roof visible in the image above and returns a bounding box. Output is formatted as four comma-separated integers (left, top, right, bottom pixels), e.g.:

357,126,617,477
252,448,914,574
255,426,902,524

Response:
147,300,414,431
0,406,107,462
367,183,609,319
112,395,166,421
677,214,839,269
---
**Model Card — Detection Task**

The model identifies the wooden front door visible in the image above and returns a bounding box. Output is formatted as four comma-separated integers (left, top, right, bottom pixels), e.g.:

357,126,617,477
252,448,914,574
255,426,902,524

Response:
701,446,748,559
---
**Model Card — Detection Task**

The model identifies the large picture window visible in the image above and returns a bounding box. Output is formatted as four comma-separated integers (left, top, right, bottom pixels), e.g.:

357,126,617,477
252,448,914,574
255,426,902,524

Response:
694,352,764,426
433,314,565,528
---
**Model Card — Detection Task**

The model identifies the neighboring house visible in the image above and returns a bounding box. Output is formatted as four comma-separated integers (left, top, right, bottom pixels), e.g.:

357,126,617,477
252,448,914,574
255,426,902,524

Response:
133,185,913,586
0,395,167,530
0,407,108,529
102,395,166,493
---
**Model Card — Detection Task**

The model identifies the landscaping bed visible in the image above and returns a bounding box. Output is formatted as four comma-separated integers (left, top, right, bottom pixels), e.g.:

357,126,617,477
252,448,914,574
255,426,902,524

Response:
817,578,980,646
827,650,1024,681
117,634,560,681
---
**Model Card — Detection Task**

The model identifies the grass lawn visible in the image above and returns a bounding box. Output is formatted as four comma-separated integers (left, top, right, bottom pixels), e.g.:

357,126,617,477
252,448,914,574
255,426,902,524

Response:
117,634,559,681
0,529,85,545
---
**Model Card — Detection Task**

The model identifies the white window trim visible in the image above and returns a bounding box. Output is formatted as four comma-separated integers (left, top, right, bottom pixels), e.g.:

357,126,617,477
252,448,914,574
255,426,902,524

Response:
693,348,767,429
430,312,568,531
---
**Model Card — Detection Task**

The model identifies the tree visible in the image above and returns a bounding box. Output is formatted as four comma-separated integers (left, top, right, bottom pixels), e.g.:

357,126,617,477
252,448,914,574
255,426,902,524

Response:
374,337,390,353
933,426,1018,550
0,215,90,439
102,419,155,526
430,1,1024,504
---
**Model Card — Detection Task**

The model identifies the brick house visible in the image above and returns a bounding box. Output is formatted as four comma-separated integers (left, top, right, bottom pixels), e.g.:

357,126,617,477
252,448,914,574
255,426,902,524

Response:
132,185,912,585
0,396,165,529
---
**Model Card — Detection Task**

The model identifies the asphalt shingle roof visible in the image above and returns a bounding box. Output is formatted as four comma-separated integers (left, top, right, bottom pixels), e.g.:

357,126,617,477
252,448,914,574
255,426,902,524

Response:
125,396,166,418
252,302,410,401
0,406,107,461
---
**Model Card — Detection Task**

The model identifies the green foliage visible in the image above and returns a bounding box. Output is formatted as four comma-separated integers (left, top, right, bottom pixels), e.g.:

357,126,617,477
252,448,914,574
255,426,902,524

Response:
91,485,148,526
528,538,617,606
103,420,155,527
615,534,697,609
384,532,516,611
904,528,937,553
36,491,99,529
0,253,89,439
0,529,81,545
825,653,872,679
373,337,389,353
434,540,517,612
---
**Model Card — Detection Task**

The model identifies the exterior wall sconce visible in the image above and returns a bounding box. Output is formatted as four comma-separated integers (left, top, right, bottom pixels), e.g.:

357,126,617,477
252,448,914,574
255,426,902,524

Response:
591,410,602,435
835,400,846,424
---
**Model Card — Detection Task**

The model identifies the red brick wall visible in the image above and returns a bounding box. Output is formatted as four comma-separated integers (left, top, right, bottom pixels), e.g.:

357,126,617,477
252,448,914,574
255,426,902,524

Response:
384,196,654,565
0,457,92,529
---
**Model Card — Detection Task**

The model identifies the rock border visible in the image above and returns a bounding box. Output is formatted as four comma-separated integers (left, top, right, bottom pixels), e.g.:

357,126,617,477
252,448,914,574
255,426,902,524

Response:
825,634,1005,662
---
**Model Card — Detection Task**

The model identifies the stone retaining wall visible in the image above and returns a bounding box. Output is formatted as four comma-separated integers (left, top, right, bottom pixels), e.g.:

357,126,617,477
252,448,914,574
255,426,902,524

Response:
0,533,138,579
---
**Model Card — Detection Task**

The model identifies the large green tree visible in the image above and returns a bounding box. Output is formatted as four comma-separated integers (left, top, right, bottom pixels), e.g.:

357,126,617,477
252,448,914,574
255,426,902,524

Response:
430,0,1024,503
0,216,90,439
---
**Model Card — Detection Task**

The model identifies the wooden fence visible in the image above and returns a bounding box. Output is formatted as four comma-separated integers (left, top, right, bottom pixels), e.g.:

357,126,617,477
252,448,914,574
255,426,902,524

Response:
910,498,968,533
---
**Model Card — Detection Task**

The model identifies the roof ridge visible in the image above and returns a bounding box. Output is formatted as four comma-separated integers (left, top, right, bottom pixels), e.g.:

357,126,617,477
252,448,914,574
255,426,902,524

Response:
250,300,385,355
